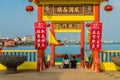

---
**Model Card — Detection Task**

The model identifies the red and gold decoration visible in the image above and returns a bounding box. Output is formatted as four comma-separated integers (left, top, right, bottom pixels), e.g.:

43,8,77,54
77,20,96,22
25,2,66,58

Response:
104,4,113,18
25,5,34,13
86,23,91,27
104,4,113,12
90,22,102,50
34,22,47,50
24,0,105,72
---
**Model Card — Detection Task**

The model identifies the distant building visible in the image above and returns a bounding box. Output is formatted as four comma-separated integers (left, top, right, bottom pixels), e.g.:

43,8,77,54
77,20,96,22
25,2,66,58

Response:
4,40,15,47
14,37,21,42
14,37,21,45
0,40,4,46
0,35,5,40
22,35,34,45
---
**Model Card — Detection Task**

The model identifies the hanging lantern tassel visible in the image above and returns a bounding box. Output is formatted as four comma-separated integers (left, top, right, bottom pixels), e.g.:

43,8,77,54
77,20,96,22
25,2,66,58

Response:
104,4,113,19
107,11,110,19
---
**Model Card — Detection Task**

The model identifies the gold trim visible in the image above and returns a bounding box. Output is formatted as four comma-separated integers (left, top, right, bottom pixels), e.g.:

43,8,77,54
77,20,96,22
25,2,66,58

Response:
43,16,94,21
34,0,99,5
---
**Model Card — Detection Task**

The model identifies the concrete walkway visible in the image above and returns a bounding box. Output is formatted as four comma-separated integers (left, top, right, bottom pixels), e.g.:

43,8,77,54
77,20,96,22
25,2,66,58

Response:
0,67,120,80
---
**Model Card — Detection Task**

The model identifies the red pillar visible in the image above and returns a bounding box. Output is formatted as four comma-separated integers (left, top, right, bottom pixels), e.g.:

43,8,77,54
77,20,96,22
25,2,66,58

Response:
37,49,44,72
93,4,100,72
51,23,55,67
0,47,2,56
37,5,44,72
80,21,85,68
38,5,42,22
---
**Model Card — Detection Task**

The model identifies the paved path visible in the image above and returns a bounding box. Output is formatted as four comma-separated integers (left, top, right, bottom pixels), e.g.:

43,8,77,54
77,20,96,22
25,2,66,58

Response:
0,67,120,80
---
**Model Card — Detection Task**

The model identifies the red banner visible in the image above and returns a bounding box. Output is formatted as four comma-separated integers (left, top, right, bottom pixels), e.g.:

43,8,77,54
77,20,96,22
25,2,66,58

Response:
34,22,46,50
90,22,102,50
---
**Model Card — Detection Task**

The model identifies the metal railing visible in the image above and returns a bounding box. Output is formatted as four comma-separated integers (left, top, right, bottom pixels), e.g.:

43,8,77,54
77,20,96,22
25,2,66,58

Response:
1,50,37,62
1,50,120,62
100,50,120,62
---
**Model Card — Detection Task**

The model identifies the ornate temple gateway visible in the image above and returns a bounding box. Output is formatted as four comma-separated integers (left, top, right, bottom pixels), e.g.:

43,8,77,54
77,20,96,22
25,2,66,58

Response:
1,0,116,73
28,0,107,72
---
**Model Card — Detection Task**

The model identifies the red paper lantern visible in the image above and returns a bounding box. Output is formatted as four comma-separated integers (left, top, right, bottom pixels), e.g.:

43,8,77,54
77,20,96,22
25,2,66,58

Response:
46,23,50,27
25,5,34,13
104,5,113,12
86,23,91,27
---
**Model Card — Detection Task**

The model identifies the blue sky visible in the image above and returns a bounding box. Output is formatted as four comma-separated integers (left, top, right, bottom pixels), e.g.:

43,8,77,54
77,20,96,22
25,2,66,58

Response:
0,0,120,41
0,0,37,38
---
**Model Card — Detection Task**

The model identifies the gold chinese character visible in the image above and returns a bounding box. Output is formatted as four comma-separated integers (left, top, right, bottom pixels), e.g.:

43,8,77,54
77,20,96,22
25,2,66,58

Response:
68,24,73,29
68,7,74,13
63,7,68,13
56,7,62,14
76,23,80,29
62,23,67,29
55,24,59,30
74,7,79,13
84,5,94,15
44,6,50,15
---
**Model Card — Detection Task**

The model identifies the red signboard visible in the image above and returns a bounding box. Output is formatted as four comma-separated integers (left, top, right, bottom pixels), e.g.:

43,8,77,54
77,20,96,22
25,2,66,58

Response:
34,22,47,50
90,22,102,50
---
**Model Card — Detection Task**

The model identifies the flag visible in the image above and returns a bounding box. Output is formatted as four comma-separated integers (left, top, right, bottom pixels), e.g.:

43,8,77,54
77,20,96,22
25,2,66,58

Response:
48,29,61,45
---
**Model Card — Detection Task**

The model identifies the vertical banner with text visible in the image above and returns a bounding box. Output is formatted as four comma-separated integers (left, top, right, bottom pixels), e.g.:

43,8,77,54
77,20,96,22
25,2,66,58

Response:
34,22,47,50
90,22,102,50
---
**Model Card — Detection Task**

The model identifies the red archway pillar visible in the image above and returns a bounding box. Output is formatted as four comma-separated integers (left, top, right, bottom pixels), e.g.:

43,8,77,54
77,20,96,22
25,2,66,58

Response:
0,47,2,56
93,4,100,72
51,23,55,67
37,5,44,72
80,21,85,68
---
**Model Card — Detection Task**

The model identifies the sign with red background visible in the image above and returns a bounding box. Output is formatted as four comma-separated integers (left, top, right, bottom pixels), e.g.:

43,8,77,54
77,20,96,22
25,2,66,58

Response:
90,22,102,50
34,22,46,50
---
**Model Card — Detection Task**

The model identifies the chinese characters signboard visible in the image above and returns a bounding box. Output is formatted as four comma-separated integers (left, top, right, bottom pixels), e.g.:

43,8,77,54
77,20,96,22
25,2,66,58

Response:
54,22,81,32
34,22,47,50
43,4,94,16
90,22,102,50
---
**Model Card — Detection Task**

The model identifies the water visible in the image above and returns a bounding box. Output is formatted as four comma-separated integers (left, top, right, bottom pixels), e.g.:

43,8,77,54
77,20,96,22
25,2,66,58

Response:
3,43,120,62
102,43,120,50
3,43,120,55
